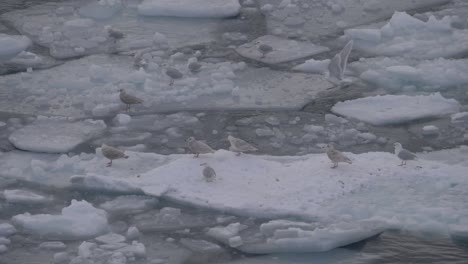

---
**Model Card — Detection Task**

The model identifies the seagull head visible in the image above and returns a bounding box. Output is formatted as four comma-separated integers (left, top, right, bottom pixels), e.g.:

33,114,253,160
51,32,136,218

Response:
118,88,125,93
394,142,403,152
186,137,195,143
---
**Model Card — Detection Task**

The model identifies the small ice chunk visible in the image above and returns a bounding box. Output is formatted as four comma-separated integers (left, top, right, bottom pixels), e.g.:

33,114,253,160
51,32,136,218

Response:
114,114,132,126
0,34,31,61
39,241,67,250
451,112,468,123
0,224,16,237
12,200,109,240
2,189,52,205
0,245,7,254
53,252,69,264
422,125,439,136
78,241,96,258
228,236,243,247
180,238,222,253
126,226,140,240
293,59,330,74
95,233,126,244
99,195,158,216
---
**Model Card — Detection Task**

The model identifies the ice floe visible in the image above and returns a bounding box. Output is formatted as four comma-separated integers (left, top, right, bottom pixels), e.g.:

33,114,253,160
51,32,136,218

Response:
12,200,109,240
8,117,107,153
331,93,460,126
350,57,468,91
138,0,241,18
1,147,468,251
0,34,31,61
345,11,468,59
236,35,329,65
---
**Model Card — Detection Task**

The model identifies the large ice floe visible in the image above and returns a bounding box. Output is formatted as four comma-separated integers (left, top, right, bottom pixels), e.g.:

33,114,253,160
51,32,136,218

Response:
236,35,329,65
2,147,468,252
1,0,246,59
331,93,460,126
345,11,468,59
8,117,107,153
349,57,468,91
12,200,109,240
0,34,31,61
138,0,241,18
0,54,332,117
257,0,450,39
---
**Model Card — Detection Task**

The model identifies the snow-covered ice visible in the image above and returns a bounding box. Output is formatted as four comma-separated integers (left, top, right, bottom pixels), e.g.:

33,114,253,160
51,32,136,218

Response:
138,0,241,18
293,59,330,74
12,200,109,240
8,117,107,153
236,35,329,65
331,93,460,126
345,12,468,59
0,34,31,61
99,195,159,216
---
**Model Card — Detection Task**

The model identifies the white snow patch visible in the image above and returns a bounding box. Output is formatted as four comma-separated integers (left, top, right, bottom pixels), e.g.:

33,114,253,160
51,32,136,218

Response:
293,59,330,74
331,93,460,126
12,200,109,240
138,0,241,18
2,189,52,205
8,117,106,153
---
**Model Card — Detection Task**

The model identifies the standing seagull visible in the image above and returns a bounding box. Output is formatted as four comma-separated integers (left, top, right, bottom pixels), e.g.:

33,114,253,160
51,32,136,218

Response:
326,144,352,168
227,135,257,156
258,43,273,58
394,142,417,166
165,67,183,86
201,163,216,182
101,144,129,167
186,137,215,157
119,89,143,112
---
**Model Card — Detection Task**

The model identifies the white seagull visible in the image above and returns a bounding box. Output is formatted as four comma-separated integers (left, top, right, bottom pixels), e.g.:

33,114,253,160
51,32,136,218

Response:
326,144,352,168
394,142,417,166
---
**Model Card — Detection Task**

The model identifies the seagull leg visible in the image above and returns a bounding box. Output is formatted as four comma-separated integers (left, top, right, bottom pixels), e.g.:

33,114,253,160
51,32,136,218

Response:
193,153,199,158
107,160,112,167
399,160,404,166
331,162,338,169
170,79,174,86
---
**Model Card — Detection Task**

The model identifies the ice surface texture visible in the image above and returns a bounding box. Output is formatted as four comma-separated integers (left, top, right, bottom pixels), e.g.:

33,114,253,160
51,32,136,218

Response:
0,34,31,61
138,0,241,18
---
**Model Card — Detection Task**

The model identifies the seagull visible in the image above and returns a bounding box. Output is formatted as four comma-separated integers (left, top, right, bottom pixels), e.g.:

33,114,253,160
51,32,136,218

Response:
101,144,128,167
119,89,143,112
394,142,417,166
201,163,216,182
326,144,352,168
188,61,202,73
105,25,124,41
186,137,215,157
165,67,183,86
227,135,257,156
258,43,273,58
